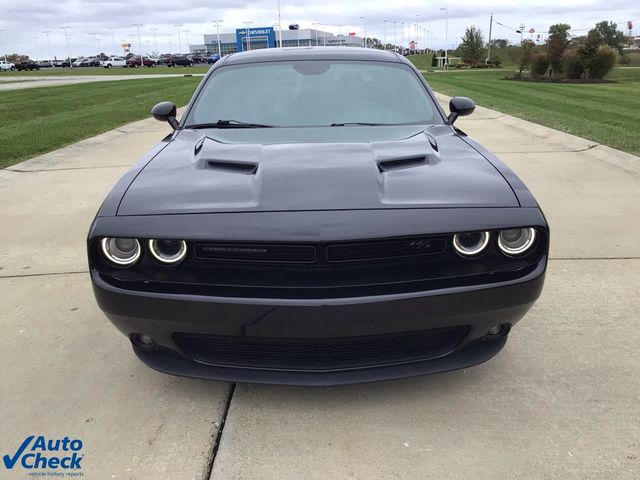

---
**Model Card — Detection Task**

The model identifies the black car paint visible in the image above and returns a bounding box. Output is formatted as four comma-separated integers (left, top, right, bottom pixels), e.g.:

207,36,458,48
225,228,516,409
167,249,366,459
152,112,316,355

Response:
88,47,548,385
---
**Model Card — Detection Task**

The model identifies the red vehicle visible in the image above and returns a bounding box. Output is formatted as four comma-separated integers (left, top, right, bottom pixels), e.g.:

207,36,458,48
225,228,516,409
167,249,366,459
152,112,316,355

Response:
126,56,156,68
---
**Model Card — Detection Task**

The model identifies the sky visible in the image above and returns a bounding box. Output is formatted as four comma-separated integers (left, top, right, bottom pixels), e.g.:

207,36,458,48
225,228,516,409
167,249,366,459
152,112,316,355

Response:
1,0,638,59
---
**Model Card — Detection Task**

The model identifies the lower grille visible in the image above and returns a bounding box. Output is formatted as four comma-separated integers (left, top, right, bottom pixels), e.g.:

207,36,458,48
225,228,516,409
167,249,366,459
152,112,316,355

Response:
174,326,469,371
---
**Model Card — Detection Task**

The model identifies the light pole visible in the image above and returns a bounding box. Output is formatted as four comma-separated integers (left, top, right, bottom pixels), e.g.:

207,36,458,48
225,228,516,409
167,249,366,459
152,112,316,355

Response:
59,26,72,68
43,31,53,65
243,21,252,51
360,16,367,48
89,32,97,53
174,24,183,53
440,7,448,68
383,19,387,50
486,13,493,63
184,29,190,52
393,21,397,51
133,24,144,66
212,20,222,56
277,0,282,47
401,22,405,52
0,29,5,61
150,28,158,54
33,36,38,59
416,14,419,52
109,28,116,55
312,22,321,46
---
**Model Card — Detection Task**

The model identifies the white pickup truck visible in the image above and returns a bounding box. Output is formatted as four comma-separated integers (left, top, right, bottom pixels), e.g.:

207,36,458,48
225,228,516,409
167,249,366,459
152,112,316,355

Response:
0,60,16,71
100,57,126,68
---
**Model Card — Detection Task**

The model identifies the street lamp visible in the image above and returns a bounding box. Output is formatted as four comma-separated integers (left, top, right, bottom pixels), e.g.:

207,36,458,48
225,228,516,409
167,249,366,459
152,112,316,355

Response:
43,31,53,65
184,29,190,51
243,21,252,51
393,21,397,51
312,22,321,46
416,14,419,52
212,20,223,56
109,28,116,55
0,29,6,61
59,26,72,68
150,28,158,54
174,24,183,53
383,19,387,50
133,24,144,66
360,16,367,48
440,7,449,68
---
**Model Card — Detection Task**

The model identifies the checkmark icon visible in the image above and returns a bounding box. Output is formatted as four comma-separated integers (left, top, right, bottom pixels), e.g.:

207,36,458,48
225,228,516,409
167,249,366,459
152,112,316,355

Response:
3,435,34,469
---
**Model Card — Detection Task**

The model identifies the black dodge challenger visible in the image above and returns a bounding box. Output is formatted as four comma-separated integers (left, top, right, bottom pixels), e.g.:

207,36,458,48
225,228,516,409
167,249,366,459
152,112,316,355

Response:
88,47,548,385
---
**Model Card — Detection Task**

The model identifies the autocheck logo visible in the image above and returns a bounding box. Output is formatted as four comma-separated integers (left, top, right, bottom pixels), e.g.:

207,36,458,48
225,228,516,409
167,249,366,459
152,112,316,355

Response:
3,436,83,473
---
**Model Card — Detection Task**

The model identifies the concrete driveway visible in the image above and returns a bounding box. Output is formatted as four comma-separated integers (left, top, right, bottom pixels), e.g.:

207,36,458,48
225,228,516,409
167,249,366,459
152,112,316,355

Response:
1,98,638,479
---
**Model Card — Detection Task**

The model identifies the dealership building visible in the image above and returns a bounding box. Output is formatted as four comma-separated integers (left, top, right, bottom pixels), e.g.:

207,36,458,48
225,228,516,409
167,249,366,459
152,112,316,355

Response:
189,26,364,56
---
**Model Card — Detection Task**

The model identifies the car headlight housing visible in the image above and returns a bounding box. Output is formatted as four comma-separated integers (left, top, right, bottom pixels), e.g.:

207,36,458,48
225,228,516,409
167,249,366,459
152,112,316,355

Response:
453,231,490,256
498,228,537,256
148,239,188,265
100,238,141,266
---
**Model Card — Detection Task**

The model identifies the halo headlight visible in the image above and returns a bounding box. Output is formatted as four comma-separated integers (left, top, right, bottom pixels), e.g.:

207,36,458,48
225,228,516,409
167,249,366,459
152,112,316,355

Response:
148,239,187,265
452,231,490,257
498,228,537,256
100,238,141,266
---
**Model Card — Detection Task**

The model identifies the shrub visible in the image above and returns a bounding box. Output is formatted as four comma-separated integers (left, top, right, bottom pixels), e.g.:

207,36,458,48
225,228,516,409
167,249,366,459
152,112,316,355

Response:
562,48,584,79
530,52,550,79
587,44,617,79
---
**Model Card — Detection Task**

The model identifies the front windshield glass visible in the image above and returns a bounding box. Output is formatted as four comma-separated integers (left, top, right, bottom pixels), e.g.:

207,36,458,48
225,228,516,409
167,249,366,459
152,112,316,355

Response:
186,60,442,127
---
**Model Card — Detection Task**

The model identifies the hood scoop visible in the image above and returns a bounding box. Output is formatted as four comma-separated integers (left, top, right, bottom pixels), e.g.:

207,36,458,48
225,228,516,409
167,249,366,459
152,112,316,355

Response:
377,156,428,173
206,160,258,175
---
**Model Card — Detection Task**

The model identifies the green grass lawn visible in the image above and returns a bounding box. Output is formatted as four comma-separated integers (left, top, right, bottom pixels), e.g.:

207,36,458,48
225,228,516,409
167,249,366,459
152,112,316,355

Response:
0,66,210,77
409,55,640,156
0,77,201,168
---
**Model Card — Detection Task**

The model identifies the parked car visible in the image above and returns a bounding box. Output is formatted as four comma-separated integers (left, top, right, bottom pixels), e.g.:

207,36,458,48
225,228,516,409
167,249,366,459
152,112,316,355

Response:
16,60,40,71
72,57,86,67
0,60,16,71
89,48,549,386
207,53,221,64
189,54,207,64
126,56,157,68
37,60,54,68
100,57,126,68
165,55,193,67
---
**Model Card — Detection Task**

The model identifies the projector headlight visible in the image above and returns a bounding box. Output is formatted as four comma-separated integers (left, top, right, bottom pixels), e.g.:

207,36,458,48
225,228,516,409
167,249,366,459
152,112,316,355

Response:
100,238,141,266
498,228,536,256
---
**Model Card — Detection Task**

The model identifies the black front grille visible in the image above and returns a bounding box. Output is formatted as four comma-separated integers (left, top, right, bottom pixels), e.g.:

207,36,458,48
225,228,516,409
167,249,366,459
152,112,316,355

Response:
195,243,316,263
174,326,469,371
327,237,446,263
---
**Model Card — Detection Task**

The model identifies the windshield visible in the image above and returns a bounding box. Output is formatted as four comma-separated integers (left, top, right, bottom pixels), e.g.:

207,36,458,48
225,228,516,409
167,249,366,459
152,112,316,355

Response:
185,60,442,128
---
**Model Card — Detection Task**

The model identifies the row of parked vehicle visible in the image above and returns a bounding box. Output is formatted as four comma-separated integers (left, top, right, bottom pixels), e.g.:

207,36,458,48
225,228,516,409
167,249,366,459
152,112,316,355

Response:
0,53,222,72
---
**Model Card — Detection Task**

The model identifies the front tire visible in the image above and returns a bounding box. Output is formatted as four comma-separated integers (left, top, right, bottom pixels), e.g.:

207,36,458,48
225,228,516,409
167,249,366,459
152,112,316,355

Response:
107,64,112,68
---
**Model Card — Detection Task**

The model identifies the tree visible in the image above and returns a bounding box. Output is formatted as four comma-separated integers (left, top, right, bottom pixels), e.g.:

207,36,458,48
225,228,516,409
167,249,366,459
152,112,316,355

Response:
460,26,485,64
518,40,536,75
591,20,626,54
489,39,508,49
577,30,604,73
548,23,572,47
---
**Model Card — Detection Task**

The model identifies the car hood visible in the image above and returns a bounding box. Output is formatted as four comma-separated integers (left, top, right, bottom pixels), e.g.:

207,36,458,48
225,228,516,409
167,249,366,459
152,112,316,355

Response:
117,126,518,216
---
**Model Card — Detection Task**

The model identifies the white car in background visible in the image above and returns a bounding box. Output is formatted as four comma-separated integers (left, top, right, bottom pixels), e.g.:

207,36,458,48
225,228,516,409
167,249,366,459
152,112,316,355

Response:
0,60,16,71
101,57,126,68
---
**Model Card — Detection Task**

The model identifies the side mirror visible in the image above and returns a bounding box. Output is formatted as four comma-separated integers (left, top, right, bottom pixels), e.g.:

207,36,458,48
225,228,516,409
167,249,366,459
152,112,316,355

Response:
447,96,476,125
151,102,178,130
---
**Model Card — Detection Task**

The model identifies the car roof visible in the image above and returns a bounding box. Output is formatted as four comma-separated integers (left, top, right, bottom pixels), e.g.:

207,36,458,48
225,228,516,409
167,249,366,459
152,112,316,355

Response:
223,46,405,66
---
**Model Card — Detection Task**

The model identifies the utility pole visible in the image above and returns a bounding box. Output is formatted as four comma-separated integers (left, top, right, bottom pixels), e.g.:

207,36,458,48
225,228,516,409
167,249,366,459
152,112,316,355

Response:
360,17,367,48
416,14,419,52
43,30,53,65
133,24,144,66
184,29,190,51
174,24,183,53
487,13,493,63
212,20,222,56
0,29,5,61
59,26,72,68
150,28,158,54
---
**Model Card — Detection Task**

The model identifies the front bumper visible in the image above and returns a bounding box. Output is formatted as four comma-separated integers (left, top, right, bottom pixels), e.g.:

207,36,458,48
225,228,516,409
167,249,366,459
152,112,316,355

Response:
91,257,545,386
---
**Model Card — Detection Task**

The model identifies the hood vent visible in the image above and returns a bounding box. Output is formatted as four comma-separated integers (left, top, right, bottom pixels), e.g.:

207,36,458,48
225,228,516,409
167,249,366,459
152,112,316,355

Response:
205,160,258,175
377,156,427,173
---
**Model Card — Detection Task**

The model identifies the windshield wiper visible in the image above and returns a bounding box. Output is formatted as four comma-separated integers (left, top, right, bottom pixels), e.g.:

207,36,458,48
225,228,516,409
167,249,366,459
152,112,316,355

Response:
185,120,274,129
330,122,391,127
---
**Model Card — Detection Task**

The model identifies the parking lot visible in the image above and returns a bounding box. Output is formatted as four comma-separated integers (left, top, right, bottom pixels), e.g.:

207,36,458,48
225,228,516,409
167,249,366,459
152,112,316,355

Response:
1,96,638,479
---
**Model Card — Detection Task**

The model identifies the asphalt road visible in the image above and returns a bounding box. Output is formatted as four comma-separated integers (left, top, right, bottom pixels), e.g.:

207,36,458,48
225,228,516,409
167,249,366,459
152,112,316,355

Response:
0,71,206,90
0,98,638,479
